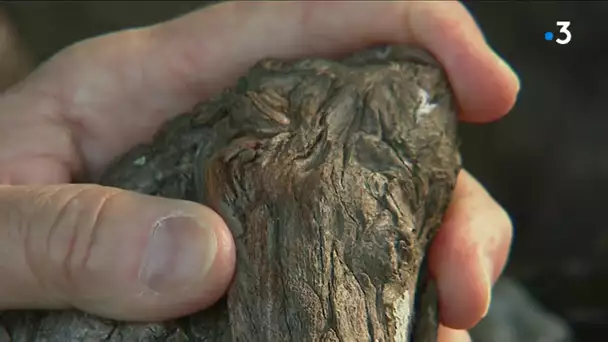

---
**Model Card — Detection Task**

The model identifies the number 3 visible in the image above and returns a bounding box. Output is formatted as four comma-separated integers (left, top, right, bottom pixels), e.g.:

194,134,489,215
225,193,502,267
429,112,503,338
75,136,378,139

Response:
556,21,572,45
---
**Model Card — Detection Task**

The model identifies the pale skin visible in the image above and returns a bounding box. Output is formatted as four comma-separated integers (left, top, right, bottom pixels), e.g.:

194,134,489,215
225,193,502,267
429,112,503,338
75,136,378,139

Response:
0,2,517,341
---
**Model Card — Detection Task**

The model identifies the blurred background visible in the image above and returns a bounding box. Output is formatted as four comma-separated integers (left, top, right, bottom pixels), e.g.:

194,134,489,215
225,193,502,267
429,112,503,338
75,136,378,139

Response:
0,1,604,341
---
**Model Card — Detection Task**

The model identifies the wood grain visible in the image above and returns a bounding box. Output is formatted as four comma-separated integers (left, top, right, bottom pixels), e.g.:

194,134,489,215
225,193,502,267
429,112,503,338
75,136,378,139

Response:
0,44,461,342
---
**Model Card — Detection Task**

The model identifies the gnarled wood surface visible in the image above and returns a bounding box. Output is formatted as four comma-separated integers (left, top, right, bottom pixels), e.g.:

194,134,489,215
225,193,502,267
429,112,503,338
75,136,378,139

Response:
0,45,461,342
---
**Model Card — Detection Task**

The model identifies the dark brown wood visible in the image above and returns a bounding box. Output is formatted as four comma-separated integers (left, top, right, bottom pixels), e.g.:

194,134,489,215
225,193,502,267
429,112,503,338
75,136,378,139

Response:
0,44,461,342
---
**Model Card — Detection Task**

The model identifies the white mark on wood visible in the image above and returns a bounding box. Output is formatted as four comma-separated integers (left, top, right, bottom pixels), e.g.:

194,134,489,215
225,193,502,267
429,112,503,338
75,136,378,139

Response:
392,291,412,342
415,88,438,122
133,156,146,166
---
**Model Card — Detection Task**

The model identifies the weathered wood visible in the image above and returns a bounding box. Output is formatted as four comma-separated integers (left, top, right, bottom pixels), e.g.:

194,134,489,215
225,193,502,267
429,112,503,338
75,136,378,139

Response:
0,44,461,342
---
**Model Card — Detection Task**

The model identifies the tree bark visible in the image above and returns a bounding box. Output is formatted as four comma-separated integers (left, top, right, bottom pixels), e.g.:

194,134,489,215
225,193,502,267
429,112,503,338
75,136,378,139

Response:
0,45,461,342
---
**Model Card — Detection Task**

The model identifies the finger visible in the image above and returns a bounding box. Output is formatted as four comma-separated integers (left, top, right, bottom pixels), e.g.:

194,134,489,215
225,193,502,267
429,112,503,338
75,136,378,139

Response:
148,1,519,122
438,325,471,342
0,184,235,321
428,170,513,329
4,1,518,177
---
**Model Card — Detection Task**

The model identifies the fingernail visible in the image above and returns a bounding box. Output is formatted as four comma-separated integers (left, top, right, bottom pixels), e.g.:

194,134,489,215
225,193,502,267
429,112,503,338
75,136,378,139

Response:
139,215,217,293
480,253,494,318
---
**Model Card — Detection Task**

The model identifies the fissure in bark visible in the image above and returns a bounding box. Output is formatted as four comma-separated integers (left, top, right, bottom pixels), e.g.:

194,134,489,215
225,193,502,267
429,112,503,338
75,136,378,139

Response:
0,44,461,342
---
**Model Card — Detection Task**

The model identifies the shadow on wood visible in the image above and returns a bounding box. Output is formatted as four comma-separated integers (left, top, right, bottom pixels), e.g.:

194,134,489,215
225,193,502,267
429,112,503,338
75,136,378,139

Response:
0,45,460,342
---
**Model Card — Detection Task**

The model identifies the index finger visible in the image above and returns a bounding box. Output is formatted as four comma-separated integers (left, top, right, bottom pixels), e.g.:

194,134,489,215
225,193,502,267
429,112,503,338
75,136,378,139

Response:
149,1,519,122
3,1,519,178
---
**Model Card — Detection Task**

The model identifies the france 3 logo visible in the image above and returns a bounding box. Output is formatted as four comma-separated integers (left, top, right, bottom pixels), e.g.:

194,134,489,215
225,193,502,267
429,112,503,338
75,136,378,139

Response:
544,21,571,45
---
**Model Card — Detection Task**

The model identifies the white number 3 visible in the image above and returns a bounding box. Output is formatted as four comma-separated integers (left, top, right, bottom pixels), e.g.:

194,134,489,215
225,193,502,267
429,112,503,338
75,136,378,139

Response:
556,21,572,45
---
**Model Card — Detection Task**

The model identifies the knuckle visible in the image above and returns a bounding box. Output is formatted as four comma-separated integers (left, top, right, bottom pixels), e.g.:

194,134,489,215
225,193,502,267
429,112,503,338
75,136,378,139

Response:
492,203,514,241
494,203,512,227
37,185,119,296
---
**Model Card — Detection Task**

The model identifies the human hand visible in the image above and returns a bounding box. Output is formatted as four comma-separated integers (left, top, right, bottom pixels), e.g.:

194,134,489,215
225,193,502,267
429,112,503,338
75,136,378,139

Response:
0,2,516,341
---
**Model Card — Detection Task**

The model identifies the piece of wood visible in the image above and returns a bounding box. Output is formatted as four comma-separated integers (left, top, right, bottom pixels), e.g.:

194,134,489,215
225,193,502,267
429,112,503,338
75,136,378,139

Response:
0,44,461,342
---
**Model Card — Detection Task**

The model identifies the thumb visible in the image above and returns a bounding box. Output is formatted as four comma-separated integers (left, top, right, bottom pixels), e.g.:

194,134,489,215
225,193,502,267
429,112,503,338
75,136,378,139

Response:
0,184,235,321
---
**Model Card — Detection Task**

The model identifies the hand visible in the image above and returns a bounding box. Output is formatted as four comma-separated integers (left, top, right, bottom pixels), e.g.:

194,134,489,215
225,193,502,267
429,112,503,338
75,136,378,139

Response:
0,2,516,341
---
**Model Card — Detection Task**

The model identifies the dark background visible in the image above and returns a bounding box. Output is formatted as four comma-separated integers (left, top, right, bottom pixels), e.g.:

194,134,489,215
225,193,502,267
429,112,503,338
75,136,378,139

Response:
464,3,608,341
1,1,605,341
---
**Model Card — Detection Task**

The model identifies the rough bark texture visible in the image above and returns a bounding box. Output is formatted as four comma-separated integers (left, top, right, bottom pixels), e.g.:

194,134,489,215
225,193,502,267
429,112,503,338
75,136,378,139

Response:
0,45,461,342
